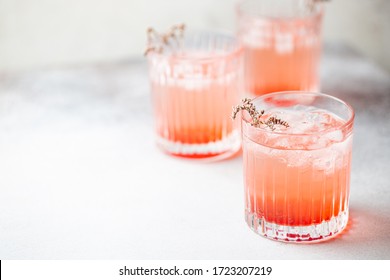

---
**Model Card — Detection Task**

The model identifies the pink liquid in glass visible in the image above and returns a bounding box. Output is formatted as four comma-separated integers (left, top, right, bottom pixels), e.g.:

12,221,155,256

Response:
242,92,354,242
237,0,323,95
148,38,243,159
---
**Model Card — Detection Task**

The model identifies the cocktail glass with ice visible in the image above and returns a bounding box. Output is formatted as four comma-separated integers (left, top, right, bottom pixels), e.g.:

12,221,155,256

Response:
240,92,354,242
147,30,243,159
236,0,324,96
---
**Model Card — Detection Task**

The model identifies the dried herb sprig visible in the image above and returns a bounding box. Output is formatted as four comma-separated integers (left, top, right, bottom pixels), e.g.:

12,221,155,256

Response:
232,98,289,130
307,0,330,12
144,23,186,56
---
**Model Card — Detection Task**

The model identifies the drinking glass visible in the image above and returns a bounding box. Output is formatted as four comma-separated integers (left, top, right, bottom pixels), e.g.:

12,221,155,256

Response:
148,31,243,159
236,0,324,96
241,92,354,242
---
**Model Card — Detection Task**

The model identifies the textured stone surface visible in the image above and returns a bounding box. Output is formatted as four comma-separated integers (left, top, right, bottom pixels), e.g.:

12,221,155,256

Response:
1,45,390,259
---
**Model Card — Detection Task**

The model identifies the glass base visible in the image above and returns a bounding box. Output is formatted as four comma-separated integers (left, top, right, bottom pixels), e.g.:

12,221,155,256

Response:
156,131,241,160
245,209,349,243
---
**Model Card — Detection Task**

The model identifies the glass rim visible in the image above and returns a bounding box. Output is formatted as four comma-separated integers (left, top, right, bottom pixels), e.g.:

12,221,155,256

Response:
236,0,324,21
146,29,243,63
242,91,355,136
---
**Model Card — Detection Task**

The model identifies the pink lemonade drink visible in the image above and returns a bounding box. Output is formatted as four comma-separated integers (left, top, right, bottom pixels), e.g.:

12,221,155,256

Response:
237,0,323,96
242,92,354,242
148,32,243,159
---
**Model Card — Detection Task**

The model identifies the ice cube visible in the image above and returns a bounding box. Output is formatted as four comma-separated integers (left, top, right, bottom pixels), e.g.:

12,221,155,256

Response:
326,130,343,143
292,104,317,112
271,136,290,148
275,32,294,54
313,155,335,173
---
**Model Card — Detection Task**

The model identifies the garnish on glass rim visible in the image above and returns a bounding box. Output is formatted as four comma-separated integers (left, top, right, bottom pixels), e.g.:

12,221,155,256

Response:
232,98,289,130
307,0,330,11
144,23,186,56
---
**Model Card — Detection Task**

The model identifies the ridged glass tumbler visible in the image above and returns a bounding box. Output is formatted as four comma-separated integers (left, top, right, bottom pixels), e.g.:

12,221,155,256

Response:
148,31,243,159
242,92,354,242
237,0,324,96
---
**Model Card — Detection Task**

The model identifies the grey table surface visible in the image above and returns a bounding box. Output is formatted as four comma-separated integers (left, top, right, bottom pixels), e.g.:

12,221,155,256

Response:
1,44,390,260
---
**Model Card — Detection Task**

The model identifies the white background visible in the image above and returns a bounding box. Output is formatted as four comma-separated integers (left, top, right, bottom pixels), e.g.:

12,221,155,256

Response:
0,0,390,73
